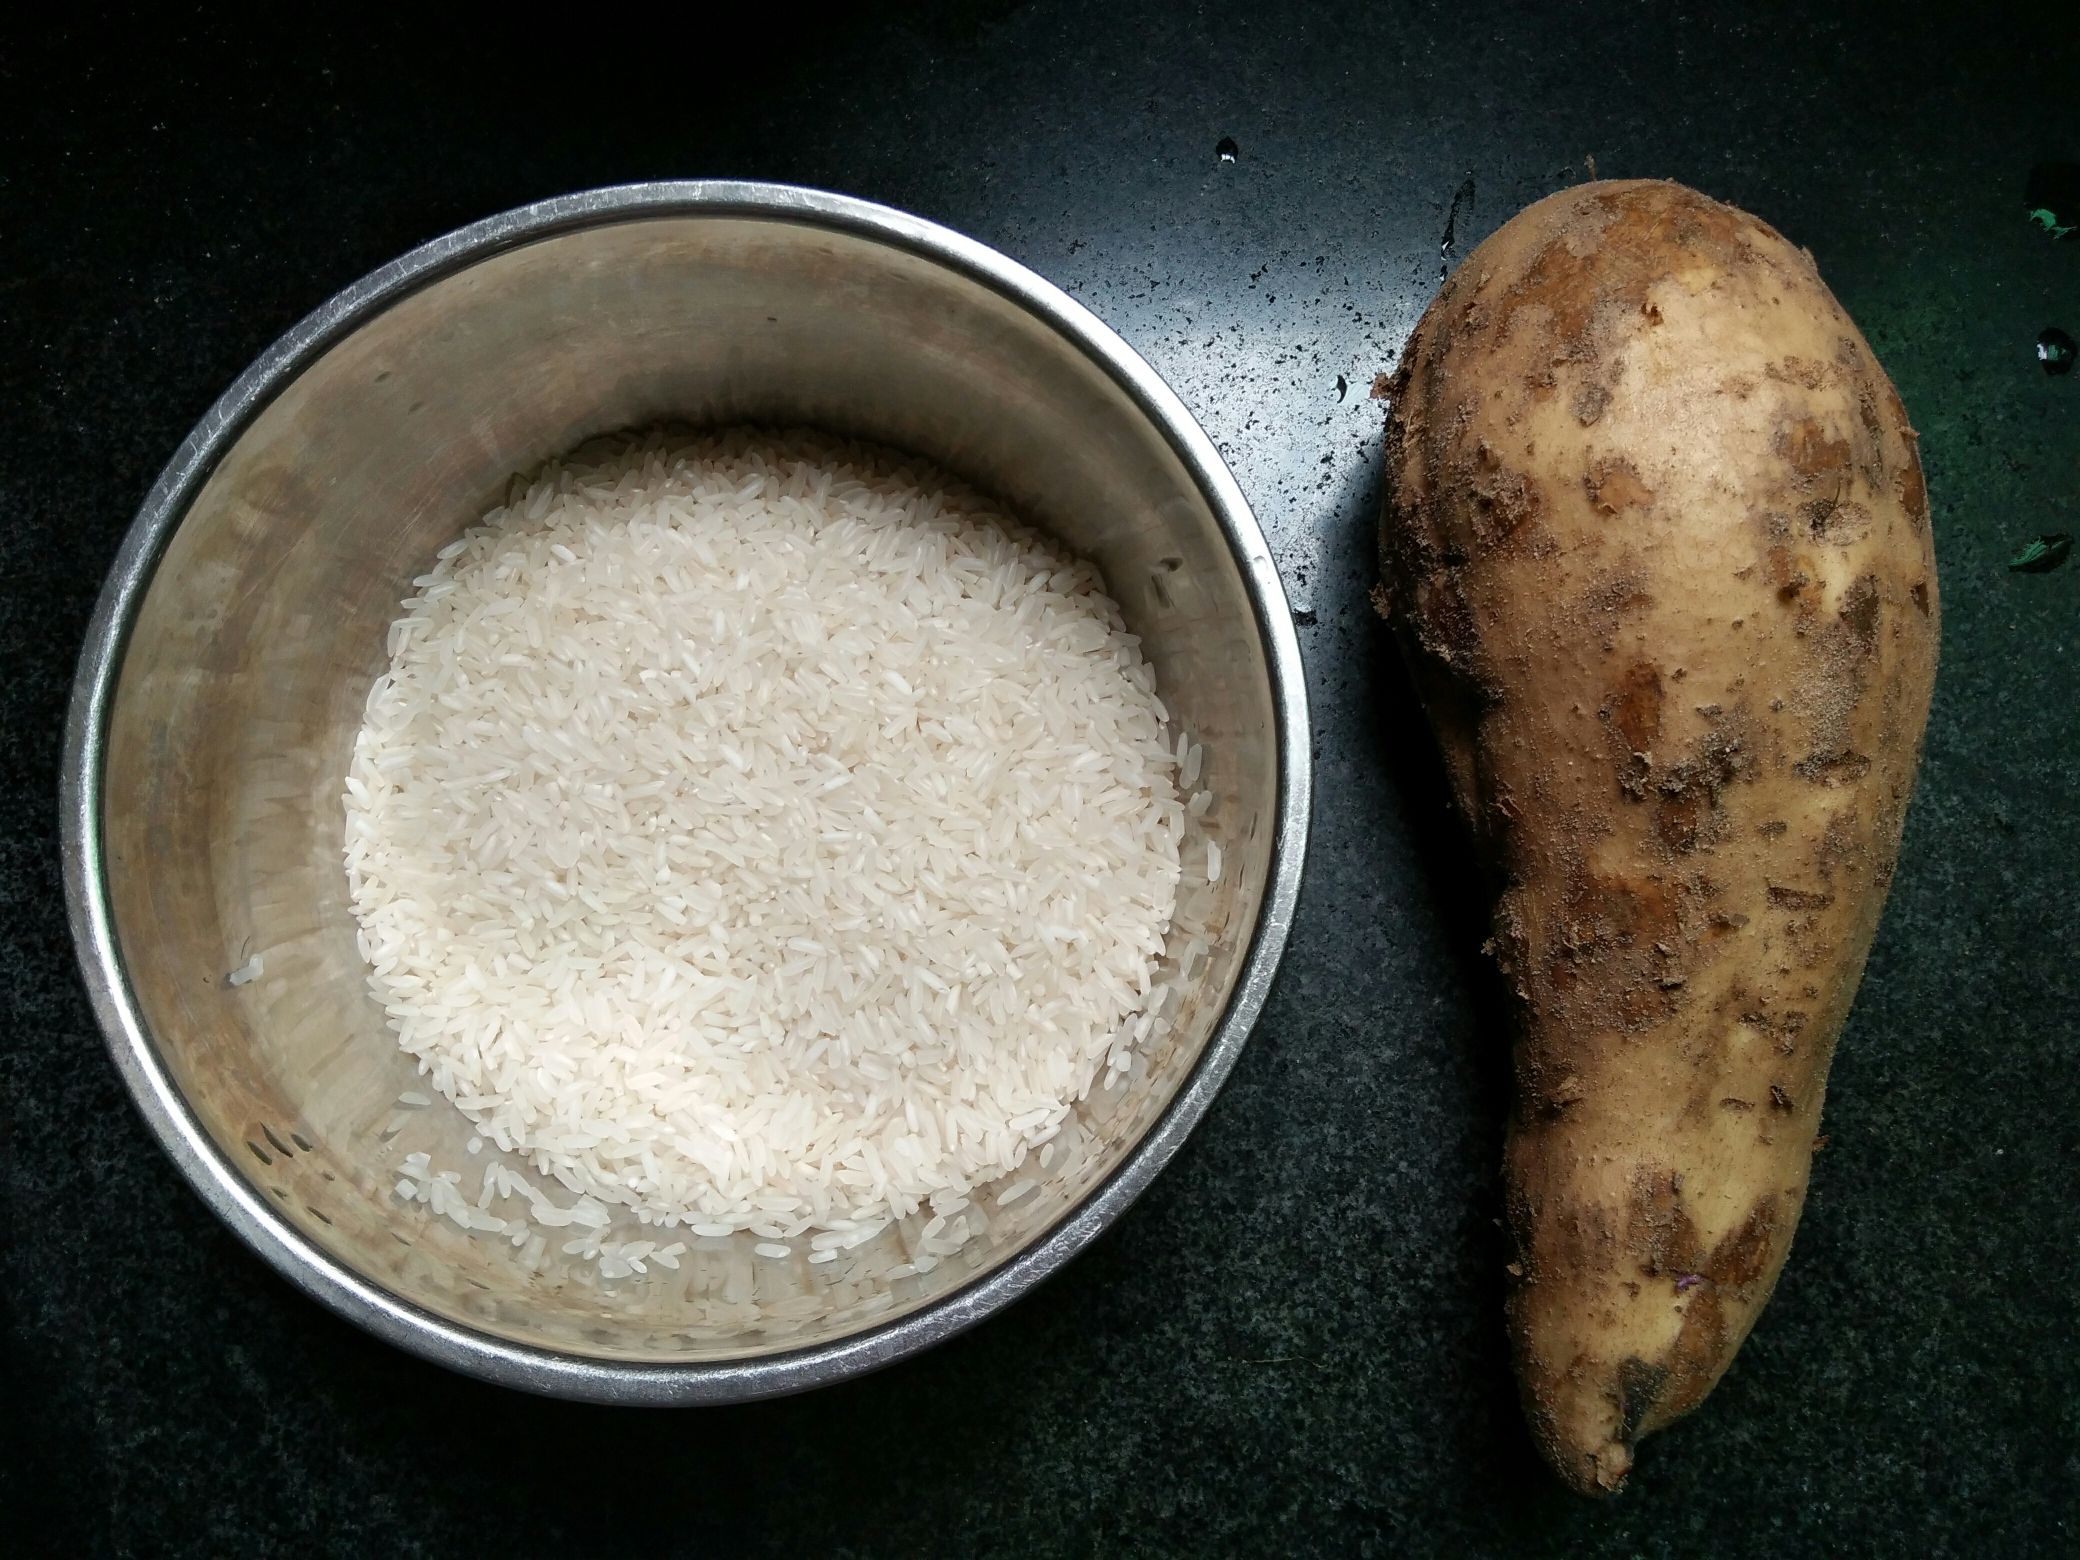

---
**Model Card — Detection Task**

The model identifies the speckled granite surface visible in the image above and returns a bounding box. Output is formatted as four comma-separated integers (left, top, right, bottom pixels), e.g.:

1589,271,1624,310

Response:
4,5,2074,1554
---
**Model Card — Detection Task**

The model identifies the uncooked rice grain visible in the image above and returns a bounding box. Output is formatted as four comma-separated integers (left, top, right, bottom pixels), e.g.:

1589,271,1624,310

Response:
345,429,1186,1252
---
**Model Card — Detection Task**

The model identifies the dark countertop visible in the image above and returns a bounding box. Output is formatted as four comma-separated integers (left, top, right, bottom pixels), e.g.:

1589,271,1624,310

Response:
5,5,2075,1555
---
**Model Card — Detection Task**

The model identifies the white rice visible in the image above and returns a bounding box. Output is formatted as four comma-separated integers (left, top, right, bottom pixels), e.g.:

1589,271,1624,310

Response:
345,430,1186,1249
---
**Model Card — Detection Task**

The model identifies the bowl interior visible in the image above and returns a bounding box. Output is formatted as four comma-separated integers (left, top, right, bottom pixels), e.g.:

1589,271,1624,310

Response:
98,207,1281,1367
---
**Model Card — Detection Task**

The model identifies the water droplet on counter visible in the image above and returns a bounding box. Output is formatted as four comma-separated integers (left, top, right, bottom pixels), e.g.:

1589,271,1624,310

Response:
1439,176,1476,280
2037,327,2075,375
1215,136,1239,164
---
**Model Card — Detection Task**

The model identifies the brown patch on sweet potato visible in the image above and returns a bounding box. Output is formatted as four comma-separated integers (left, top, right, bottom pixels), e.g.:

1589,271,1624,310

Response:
1570,871,1680,949
1585,459,1655,515
1652,791,1707,854
1466,453,1548,550
1494,183,1749,360
1542,864,1692,1029
1614,1357,1672,1445
1837,574,1881,649
1650,729,1748,853
1709,1201,1779,1289
1573,382,1612,426
1855,384,1886,445
1816,808,1860,869
1766,883,1834,911
1896,461,1928,530
1653,1205,1777,1417
1811,499,1872,546
1878,382,1929,529
1779,418,1851,485
1622,1166,1690,1278
1410,571,1483,680
1767,356,1830,390
1767,542,1811,603
1607,1193,1783,1444
1495,228,1619,348
1603,661,1664,754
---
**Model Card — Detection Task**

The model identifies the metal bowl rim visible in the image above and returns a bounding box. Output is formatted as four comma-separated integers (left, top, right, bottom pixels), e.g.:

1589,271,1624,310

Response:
58,179,1312,1404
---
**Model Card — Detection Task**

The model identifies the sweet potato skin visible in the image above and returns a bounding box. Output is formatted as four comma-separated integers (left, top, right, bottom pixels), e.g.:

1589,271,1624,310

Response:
1376,181,1938,1494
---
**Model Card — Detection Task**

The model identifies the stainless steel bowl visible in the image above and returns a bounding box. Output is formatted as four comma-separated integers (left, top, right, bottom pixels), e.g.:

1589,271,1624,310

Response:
61,182,1310,1401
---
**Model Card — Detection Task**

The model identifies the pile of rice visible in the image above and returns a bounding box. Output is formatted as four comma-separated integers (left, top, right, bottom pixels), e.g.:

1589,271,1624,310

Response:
344,430,1191,1258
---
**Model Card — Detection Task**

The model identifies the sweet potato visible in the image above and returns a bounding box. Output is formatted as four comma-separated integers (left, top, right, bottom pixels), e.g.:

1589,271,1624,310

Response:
1374,180,1939,1493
